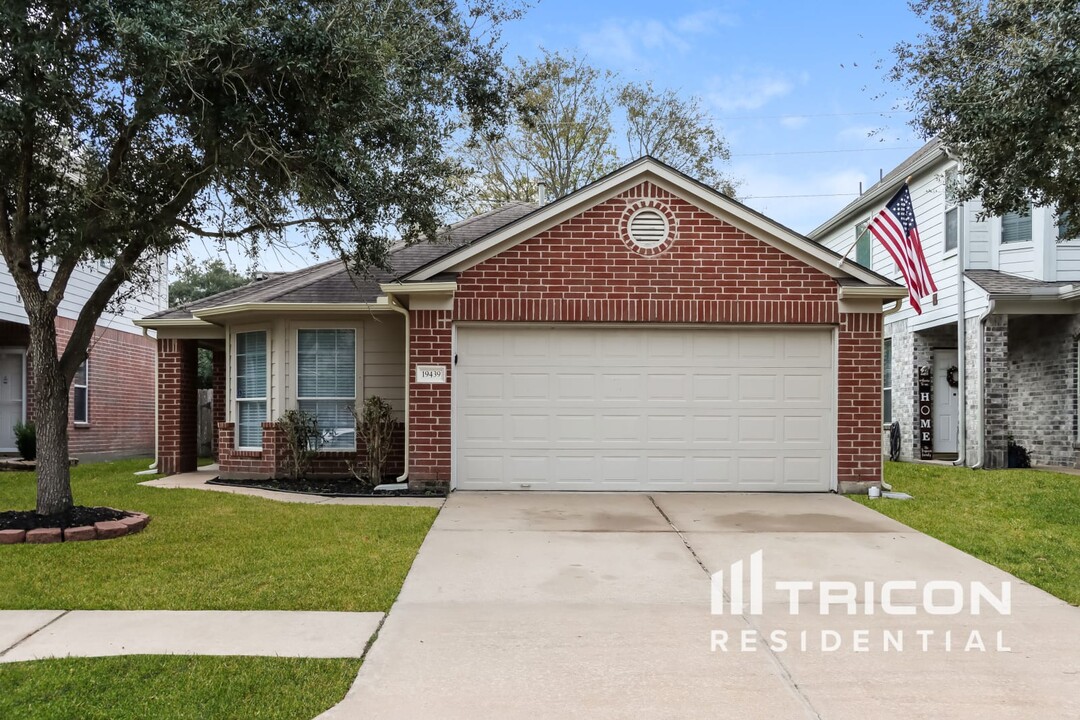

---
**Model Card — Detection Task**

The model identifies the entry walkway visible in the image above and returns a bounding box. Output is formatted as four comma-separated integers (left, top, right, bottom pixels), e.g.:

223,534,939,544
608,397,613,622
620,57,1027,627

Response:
0,610,382,662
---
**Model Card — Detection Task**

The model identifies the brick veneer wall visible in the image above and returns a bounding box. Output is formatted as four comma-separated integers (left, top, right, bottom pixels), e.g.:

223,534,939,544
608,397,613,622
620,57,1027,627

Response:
216,421,406,481
838,312,884,487
157,338,198,475
11,317,156,459
1007,314,1080,467
211,350,226,460
407,309,452,489
983,315,1009,468
450,181,882,490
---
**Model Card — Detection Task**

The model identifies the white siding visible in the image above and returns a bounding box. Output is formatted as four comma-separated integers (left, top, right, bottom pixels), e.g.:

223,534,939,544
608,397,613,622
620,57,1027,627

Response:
0,256,168,334
362,313,406,420
965,199,993,270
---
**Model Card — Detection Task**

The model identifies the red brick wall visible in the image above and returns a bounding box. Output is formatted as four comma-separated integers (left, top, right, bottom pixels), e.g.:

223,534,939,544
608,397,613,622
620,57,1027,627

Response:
157,338,198,475
216,420,406,481
838,312,884,486
17,317,156,459
455,182,838,324
408,309,452,489
211,350,226,460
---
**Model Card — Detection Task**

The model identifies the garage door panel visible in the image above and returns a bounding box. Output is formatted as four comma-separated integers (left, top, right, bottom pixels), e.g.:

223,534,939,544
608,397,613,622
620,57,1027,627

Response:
456,327,833,492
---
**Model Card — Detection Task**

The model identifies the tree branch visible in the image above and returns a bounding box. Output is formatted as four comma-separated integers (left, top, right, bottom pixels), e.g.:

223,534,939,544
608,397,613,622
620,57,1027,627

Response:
175,215,354,239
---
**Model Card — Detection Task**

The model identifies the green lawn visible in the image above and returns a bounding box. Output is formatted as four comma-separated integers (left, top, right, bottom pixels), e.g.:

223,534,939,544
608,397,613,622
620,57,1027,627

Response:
854,462,1080,605
0,459,438,610
0,655,360,720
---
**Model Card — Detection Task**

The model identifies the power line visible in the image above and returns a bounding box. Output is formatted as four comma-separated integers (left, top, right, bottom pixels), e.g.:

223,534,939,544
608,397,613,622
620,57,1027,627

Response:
717,110,915,121
743,192,859,200
730,145,919,158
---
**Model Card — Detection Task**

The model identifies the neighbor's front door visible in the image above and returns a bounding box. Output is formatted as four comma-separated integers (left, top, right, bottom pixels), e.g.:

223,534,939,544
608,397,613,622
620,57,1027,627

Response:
0,351,25,452
933,350,959,454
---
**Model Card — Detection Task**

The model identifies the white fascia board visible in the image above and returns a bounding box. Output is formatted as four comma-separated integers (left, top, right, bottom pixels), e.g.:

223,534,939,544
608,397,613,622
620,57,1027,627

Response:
407,158,897,288
133,317,216,329
193,302,390,320
379,281,458,295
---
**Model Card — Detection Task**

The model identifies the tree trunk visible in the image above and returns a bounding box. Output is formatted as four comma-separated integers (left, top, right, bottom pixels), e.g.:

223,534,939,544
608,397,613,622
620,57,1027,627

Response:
28,312,74,516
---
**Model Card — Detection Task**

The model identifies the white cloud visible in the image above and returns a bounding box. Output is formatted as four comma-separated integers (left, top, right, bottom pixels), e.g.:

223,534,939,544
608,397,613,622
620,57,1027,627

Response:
706,73,794,113
578,10,737,68
780,115,809,130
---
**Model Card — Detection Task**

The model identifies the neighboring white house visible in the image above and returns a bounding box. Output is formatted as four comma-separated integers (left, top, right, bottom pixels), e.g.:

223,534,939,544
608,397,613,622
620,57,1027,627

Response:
811,138,1080,468
0,257,168,458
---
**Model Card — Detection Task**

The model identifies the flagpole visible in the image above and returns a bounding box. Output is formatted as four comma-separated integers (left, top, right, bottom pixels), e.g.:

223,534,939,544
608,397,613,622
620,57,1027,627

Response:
835,176,913,268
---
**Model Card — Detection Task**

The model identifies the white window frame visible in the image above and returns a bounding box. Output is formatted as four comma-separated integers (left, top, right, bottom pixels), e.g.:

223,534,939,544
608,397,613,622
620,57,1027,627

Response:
943,167,961,257
882,338,892,425
295,327,358,452
73,359,89,425
1001,205,1033,245
233,328,270,451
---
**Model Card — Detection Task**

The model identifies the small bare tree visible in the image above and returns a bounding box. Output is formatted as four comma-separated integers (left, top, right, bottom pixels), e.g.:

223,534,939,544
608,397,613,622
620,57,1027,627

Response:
276,410,320,480
352,397,398,485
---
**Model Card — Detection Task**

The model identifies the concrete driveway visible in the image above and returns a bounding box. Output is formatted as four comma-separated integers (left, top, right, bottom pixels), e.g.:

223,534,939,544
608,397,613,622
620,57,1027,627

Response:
320,492,1079,720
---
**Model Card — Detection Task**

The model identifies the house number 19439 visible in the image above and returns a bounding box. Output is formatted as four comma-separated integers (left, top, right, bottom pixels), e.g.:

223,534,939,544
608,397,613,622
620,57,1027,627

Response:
416,365,447,384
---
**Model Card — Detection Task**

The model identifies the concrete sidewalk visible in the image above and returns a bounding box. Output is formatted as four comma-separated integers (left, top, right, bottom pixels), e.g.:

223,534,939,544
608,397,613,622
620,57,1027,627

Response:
320,492,1080,720
0,610,382,662
140,466,444,507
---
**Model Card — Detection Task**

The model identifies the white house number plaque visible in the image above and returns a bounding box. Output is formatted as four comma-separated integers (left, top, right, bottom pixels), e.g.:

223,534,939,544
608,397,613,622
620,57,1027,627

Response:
416,365,447,384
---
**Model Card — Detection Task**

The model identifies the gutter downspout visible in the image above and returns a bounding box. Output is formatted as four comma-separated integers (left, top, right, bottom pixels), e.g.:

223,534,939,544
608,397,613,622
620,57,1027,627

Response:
971,299,997,469
382,293,410,486
954,211,967,467
142,326,159,472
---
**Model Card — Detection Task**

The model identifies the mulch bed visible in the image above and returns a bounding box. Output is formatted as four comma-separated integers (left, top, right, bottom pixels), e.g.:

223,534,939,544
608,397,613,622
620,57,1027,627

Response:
209,477,446,498
0,506,130,531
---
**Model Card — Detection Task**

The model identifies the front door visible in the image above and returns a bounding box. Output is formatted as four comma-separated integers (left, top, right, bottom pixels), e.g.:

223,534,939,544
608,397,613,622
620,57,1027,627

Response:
933,350,959,454
0,351,26,452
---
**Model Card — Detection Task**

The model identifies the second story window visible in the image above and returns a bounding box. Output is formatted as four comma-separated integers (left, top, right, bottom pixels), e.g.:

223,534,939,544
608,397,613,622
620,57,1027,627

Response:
944,168,960,253
1059,210,1078,242
855,220,872,268
1002,205,1032,244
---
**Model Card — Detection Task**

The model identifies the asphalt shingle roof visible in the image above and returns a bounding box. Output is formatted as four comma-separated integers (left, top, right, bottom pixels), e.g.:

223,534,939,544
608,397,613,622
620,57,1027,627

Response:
149,202,537,320
965,269,1074,296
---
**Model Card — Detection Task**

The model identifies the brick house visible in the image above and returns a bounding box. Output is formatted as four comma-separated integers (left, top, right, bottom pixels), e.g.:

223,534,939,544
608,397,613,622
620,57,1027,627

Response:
138,158,903,493
811,139,1080,468
0,259,168,459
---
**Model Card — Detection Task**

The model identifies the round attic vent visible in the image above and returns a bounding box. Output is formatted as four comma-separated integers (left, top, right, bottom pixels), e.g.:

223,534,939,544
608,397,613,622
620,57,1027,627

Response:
627,209,669,248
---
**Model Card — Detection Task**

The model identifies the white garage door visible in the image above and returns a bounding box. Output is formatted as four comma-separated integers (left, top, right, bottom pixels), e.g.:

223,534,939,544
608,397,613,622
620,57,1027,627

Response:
455,326,835,492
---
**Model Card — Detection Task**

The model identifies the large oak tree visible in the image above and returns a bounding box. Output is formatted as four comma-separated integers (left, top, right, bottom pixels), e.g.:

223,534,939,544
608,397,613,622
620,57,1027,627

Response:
893,0,1080,219
0,0,514,515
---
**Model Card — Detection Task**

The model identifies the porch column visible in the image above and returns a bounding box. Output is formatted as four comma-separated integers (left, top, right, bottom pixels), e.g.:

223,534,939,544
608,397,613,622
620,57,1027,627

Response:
157,338,199,475
211,349,226,461
408,309,452,490
837,312,884,492
982,315,1009,468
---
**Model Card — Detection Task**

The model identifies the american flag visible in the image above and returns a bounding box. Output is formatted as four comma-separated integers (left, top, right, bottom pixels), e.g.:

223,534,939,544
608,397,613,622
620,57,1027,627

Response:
867,183,937,314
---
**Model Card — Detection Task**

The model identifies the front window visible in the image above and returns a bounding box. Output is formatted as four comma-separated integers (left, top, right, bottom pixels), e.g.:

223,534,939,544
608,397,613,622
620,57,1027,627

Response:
297,329,356,450
1059,210,1078,242
235,331,268,449
883,339,892,424
73,360,88,424
1001,206,1032,244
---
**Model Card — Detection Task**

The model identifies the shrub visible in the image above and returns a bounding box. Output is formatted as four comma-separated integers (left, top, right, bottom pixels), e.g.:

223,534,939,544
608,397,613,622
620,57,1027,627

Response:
352,396,397,485
276,410,320,479
13,421,35,460
1007,438,1031,469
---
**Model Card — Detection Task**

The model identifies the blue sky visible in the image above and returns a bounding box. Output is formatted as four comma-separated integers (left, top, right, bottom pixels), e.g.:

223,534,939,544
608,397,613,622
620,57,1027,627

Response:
188,0,931,273
498,0,929,233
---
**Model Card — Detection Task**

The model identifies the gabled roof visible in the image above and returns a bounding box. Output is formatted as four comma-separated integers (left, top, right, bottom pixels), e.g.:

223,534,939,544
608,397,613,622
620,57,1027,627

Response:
808,138,948,240
145,202,537,321
401,156,899,288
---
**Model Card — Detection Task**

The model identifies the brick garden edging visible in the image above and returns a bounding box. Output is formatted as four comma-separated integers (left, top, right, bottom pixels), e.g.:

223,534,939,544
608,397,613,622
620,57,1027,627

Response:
0,512,150,545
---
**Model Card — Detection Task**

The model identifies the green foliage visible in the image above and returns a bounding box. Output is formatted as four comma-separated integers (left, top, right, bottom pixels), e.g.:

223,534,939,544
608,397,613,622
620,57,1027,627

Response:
0,655,360,720
855,462,1080,605
12,421,35,461
168,258,249,308
276,410,321,480
353,396,398,484
462,50,736,212
0,459,438,610
892,0,1080,220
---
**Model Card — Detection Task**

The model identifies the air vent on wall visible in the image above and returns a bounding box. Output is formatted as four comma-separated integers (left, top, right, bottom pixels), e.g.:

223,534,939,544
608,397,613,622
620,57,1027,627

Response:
628,209,668,247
